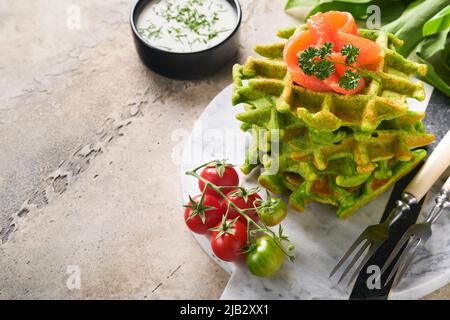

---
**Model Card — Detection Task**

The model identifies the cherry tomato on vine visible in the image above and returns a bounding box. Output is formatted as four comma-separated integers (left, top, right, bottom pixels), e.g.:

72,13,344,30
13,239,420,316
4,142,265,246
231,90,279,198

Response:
255,196,288,227
198,162,239,198
210,218,247,262
246,235,285,278
226,189,261,224
184,194,224,234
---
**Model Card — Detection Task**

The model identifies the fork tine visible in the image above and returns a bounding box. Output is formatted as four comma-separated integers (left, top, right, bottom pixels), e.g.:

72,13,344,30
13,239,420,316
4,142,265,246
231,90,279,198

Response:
329,235,366,278
384,237,418,286
346,243,381,288
391,239,423,288
380,229,414,275
337,240,371,284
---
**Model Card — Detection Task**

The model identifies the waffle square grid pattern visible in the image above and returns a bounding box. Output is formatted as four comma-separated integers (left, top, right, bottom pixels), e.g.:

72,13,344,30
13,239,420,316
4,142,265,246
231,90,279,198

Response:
232,26,435,218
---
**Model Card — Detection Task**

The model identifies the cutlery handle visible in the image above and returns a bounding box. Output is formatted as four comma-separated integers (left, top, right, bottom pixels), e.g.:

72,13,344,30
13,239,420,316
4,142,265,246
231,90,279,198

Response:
405,130,450,202
443,175,450,192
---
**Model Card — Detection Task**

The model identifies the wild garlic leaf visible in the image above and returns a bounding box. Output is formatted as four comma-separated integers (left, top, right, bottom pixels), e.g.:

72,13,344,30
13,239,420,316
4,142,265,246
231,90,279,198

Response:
383,0,448,57
423,4,450,37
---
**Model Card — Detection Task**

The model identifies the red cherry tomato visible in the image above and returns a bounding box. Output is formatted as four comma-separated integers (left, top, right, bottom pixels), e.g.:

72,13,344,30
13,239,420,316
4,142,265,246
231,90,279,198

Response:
211,219,248,262
226,189,262,225
198,165,239,198
184,195,224,234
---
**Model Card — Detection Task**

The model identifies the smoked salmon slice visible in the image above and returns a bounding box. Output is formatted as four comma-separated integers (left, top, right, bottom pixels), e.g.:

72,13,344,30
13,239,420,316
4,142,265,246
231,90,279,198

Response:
284,11,381,95
284,30,332,92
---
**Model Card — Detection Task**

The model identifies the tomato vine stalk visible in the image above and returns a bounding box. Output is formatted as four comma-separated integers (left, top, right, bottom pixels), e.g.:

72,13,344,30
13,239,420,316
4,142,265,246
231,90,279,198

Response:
185,161,295,262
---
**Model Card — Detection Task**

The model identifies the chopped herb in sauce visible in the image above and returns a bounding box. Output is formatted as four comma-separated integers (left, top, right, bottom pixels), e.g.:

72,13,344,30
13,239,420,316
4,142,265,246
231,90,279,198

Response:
137,0,236,53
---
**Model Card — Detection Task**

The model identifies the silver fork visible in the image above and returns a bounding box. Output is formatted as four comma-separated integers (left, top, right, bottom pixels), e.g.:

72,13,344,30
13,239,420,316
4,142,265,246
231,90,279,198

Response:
330,130,450,287
381,176,450,288
329,193,416,286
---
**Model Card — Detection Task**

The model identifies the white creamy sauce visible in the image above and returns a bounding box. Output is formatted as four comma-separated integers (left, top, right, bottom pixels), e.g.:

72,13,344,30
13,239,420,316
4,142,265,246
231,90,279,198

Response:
137,0,237,53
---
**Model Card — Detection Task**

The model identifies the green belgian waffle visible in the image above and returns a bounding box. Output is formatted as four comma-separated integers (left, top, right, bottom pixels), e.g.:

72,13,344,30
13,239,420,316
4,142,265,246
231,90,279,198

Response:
232,25,434,219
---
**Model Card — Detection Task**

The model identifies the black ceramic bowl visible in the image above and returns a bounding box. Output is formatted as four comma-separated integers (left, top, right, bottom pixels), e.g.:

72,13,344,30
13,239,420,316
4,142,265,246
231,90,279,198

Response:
130,0,242,79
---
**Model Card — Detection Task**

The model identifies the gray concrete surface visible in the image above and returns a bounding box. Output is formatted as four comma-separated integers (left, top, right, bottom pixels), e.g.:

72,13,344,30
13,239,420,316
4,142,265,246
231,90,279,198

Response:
0,0,448,299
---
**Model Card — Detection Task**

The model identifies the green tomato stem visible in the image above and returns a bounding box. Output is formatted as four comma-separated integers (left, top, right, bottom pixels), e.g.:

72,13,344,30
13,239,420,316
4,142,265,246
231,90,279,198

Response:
186,171,259,228
186,167,295,261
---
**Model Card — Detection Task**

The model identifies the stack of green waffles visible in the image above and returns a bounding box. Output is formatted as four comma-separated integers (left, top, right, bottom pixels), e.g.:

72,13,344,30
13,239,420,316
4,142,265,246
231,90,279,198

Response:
232,26,435,218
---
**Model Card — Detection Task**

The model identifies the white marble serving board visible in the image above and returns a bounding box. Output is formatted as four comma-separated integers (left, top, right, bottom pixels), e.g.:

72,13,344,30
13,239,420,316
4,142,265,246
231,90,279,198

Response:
181,84,450,300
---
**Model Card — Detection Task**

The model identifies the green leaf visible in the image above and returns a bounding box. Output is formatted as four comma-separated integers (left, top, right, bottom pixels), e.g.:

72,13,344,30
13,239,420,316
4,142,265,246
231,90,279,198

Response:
285,0,319,20
306,0,408,22
417,28,449,59
383,0,448,57
423,5,450,36
216,163,225,177
308,1,373,20
417,55,450,96
416,29,450,96
443,41,450,73
209,159,233,177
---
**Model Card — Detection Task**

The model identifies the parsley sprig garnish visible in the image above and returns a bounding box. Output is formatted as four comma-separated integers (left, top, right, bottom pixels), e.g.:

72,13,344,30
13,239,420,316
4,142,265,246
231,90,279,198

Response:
341,44,360,64
297,42,364,91
298,42,335,80
339,70,361,90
